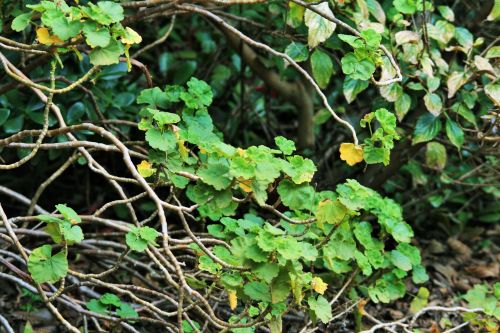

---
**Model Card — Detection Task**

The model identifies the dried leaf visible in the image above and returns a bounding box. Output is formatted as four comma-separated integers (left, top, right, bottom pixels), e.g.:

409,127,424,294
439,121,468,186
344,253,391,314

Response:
395,30,420,45
447,238,471,261
465,262,499,279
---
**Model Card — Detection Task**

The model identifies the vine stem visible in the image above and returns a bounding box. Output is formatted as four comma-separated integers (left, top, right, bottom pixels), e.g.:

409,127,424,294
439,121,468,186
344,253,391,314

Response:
176,3,360,145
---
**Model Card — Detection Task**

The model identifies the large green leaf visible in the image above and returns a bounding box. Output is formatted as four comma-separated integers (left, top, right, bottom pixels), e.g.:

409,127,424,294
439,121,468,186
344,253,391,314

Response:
89,39,124,66
28,245,68,284
412,114,442,145
311,49,333,89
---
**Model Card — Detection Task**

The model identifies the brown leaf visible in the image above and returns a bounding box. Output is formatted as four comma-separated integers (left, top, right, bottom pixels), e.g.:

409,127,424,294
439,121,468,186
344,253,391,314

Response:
434,263,457,282
465,262,499,278
447,238,472,261
430,322,442,333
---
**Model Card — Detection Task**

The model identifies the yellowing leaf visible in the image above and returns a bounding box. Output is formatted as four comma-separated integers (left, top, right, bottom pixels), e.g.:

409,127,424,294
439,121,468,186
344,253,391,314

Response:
228,289,237,310
339,143,364,166
238,178,253,193
36,27,63,45
304,3,336,48
236,148,246,157
122,27,142,45
178,140,189,159
137,160,156,178
311,277,328,295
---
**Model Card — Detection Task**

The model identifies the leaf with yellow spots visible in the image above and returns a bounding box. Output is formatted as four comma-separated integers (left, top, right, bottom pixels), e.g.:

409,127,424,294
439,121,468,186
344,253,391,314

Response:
122,27,142,45
228,289,237,310
137,160,156,178
339,143,364,166
236,148,246,157
311,277,328,295
238,178,253,193
36,27,63,45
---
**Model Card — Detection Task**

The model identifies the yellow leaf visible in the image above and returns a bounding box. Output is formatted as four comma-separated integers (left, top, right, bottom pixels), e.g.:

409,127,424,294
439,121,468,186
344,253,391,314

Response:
36,27,63,45
339,143,364,166
228,290,237,310
238,178,253,193
122,27,142,45
178,140,189,159
311,276,328,295
137,160,156,178
236,148,246,157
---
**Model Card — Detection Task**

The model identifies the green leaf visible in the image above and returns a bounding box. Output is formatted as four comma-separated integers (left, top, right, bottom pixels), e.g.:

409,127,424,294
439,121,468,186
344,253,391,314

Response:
145,128,176,152
51,17,82,40
437,5,455,21
89,39,125,66
361,29,381,49
485,46,500,59
423,93,443,116
126,226,159,252
86,299,107,314
307,295,332,324
445,119,464,149
244,282,271,303
390,250,412,271
60,221,84,244
412,264,429,284
394,0,417,14
311,49,333,89
230,156,255,179
197,157,232,190
285,42,309,62
12,13,32,32
276,236,302,260
488,0,500,21
153,111,181,125
374,108,397,135
0,108,10,126
253,263,280,284
316,200,348,226
277,179,315,211
412,113,442,145
455,27,474,50
83,22,111,48
425,142,447,170
338,34,364,49
137,87,170,108
180,77,213,109
341,53,375,81
282,155,317,184
139,226,159,242
198,255,221,274
100,293,122,307
220,272,244,288
343,77,369,104
117,303,139,319
275,136,296,155
83,1,124,25
304,3,336,48
410,287,430,313
55,204,81,224
355,250,373,276
27,245,68,284
395,93,411,121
